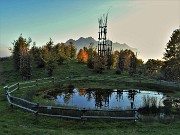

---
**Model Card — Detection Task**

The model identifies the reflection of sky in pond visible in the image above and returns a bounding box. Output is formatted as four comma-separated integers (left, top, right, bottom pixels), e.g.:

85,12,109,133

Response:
55,88,165,110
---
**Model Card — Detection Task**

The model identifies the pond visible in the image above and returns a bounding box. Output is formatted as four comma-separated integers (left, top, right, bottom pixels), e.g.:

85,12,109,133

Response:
45,88,167,110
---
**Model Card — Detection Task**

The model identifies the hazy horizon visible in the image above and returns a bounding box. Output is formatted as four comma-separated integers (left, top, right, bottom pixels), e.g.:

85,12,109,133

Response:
0,0,180,61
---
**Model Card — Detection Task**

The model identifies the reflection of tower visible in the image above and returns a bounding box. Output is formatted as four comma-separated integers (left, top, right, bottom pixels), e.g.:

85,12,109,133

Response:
98,13,112,69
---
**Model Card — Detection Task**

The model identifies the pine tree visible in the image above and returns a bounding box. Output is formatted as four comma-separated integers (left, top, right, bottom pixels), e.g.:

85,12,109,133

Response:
118,50,125,74
11,34,32,80
129,54,137,76
162,28,180,81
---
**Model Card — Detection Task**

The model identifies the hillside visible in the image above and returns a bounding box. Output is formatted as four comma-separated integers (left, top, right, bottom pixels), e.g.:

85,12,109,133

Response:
66,37,138,52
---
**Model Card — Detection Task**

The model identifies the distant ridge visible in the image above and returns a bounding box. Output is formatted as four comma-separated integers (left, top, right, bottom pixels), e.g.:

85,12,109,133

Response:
65,37,138,53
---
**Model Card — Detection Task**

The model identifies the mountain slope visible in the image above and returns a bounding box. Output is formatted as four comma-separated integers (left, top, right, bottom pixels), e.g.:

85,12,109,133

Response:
66,37,138,53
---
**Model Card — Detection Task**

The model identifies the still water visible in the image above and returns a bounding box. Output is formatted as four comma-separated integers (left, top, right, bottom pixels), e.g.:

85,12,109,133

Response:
49,88,166,110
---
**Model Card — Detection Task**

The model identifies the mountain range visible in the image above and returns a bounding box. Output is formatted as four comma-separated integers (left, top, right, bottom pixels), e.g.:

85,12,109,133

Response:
65,37,138,53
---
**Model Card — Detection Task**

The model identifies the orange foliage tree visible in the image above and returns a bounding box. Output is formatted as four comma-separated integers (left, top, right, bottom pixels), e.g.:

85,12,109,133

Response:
77,49,88,63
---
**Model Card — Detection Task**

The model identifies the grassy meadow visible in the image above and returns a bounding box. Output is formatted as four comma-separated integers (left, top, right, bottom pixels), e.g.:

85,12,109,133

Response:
0,58,180,135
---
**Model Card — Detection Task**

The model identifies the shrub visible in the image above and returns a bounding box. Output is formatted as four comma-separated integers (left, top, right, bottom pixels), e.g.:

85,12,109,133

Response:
94,56,107,73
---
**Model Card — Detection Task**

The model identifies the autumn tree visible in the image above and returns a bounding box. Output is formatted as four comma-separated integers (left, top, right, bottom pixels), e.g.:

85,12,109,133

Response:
77,49,88,63
162,28,180,81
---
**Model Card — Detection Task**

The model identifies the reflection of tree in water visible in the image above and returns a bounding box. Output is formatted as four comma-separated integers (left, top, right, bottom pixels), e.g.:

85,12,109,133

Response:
128,90,137,109
116,89,123,102
128,90,137,101
86,89,93,102
78,89,86,96
94,89,113,108
63,89,74,104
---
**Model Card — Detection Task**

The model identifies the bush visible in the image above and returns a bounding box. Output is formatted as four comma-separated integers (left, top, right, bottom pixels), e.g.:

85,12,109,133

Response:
87,57,94,69
94,56,107,73
115,69,122,74
46,60,56,76
57,54,67,65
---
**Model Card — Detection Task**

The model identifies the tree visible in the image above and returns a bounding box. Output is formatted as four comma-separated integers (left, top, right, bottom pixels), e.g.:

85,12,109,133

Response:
129,54,137,76
11,34,32,80
11,35,31,70
145,59,164,78
94,56,107,73
46,38,53,51
54,43,67,65
136,59,144,75
69,42,77,59
108,54,114,69
42,38,55,62
86,43,98,69
30,43,46,68
162,28,180,81
123,49,135,71
117,50,125,74
113,50,120,68
46,60,56,76
77,49,88,63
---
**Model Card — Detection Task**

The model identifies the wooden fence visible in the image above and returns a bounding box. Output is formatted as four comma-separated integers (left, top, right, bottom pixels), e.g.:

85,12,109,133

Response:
4,77,138,122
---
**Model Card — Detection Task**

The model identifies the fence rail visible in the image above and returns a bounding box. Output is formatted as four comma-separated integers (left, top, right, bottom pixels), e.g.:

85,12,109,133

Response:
4,77,138,121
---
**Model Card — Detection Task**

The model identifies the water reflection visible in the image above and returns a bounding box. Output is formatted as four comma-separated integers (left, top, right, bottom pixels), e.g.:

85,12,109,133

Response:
49,88,166,110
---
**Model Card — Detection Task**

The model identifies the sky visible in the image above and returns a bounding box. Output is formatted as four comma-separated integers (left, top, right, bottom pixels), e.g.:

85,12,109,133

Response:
0,0,180,61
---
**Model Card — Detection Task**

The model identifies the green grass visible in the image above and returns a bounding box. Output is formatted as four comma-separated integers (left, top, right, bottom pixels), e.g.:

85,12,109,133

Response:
0,58,180,135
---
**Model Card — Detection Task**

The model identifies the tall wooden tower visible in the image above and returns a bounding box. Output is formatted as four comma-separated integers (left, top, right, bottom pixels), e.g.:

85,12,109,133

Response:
98,13,112,69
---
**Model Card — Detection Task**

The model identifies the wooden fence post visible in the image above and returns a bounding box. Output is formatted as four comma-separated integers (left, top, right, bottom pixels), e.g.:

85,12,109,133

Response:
3,86,8,100
133,108,136,123
81,109,87,121
34,103,39,124
52,77,55,85
17,83,20,90
10,96,13,109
